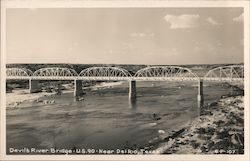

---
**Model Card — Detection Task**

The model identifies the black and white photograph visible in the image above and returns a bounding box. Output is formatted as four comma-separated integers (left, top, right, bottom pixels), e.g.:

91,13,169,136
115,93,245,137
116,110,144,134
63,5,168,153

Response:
0,0,249,161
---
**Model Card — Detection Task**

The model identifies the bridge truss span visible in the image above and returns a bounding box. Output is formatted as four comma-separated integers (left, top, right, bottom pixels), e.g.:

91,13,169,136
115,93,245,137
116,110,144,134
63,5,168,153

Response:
78,67,132,80
6,68,33,80
134,66,199,81
32,67,79,80
204,65,244,82
6,65,244,82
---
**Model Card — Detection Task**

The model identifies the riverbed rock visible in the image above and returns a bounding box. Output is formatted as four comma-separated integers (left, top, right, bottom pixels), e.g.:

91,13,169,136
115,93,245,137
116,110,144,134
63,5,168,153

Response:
50,100,55,104
189,141,200,149
43,100,49,104
13,102,20,107
154,96,244,154
42,100,55,104
158,130,165,134
208,102,218,107
148,123,157,126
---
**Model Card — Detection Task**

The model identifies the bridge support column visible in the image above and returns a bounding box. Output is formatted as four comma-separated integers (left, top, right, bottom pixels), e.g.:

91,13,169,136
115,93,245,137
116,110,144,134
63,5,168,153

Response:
29,79,40,93
129,80,136,100
197,79,204,108
74,80,83,97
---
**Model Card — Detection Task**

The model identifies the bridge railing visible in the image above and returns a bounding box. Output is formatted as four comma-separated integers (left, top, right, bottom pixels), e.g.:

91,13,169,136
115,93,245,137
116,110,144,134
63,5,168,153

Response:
5,65,244,82
32,67,78,76
6,68,33,80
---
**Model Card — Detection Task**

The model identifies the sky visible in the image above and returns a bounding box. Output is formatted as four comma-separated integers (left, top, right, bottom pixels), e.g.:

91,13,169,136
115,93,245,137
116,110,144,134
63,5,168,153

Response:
6,8,244,65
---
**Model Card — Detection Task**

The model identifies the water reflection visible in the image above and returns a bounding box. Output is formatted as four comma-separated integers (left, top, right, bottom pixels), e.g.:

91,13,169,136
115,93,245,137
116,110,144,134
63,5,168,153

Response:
128,97,137,109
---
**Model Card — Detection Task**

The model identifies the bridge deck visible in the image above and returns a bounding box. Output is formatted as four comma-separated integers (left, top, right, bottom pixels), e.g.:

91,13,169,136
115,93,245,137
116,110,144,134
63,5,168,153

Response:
6,76,244,82
6,65,244,82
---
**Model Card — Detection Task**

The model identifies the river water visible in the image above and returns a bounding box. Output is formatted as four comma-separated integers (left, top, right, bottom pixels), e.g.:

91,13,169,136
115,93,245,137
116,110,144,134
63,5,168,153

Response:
6,81,243,154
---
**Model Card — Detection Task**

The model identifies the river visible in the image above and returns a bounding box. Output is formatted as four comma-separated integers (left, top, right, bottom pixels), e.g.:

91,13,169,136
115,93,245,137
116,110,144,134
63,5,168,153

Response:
6,81,243,154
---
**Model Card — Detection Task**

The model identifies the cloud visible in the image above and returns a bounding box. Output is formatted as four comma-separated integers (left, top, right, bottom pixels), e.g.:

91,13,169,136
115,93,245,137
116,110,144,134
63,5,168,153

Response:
164,14,222,29
233,13,243,23
130,32,154,38
206,17,220,25
164,14,200,29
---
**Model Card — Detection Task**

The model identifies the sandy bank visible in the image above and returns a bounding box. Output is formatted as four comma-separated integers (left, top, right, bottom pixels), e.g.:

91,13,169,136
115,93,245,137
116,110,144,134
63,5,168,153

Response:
6,89,57,108
6,81,125,108
153,95,244,154
89,81,125,90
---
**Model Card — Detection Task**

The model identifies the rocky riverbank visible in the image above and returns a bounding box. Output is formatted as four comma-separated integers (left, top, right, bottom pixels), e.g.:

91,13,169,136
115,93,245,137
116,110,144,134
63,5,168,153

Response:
152,95,244,154
6,89,57,108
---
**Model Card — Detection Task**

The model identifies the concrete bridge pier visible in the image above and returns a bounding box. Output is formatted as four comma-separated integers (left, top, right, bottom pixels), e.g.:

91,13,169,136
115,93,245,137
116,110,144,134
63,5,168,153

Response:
74,79,83,97
197,79,204,108
29,79,40,93
129,80,136,100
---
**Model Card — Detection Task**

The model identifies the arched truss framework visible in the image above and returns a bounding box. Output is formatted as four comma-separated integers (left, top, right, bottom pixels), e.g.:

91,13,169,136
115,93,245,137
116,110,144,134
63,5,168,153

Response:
32,67,78,80
6,68,33,79
134,66,198,81
204,65,244,82
79,67,132,80
6,65,244,82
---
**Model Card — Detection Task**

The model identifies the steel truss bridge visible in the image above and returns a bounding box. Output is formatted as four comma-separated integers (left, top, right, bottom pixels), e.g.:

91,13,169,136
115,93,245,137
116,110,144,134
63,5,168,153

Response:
5,65,244,82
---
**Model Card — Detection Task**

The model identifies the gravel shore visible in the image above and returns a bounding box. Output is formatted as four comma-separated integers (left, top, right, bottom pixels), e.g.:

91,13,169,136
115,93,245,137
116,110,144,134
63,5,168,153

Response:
153,95,244,154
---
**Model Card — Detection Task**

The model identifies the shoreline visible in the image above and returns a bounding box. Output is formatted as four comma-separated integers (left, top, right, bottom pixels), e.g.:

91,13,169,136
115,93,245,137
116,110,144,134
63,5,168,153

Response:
150,95,244,154
6,89,57,108
6,81,126,108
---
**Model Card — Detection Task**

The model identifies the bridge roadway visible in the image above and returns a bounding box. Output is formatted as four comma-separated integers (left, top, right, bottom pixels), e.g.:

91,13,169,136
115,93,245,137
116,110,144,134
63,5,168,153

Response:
6,65,244,108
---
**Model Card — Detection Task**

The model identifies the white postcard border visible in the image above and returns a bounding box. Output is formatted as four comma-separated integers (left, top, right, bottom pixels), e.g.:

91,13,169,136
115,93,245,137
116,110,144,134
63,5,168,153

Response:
0,0,249,161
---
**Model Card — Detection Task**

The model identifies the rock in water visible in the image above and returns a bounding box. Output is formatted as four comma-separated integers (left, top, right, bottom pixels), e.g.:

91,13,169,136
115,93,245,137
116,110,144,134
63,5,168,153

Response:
50,100,55,104
158,130,165,134
148,123,157,126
